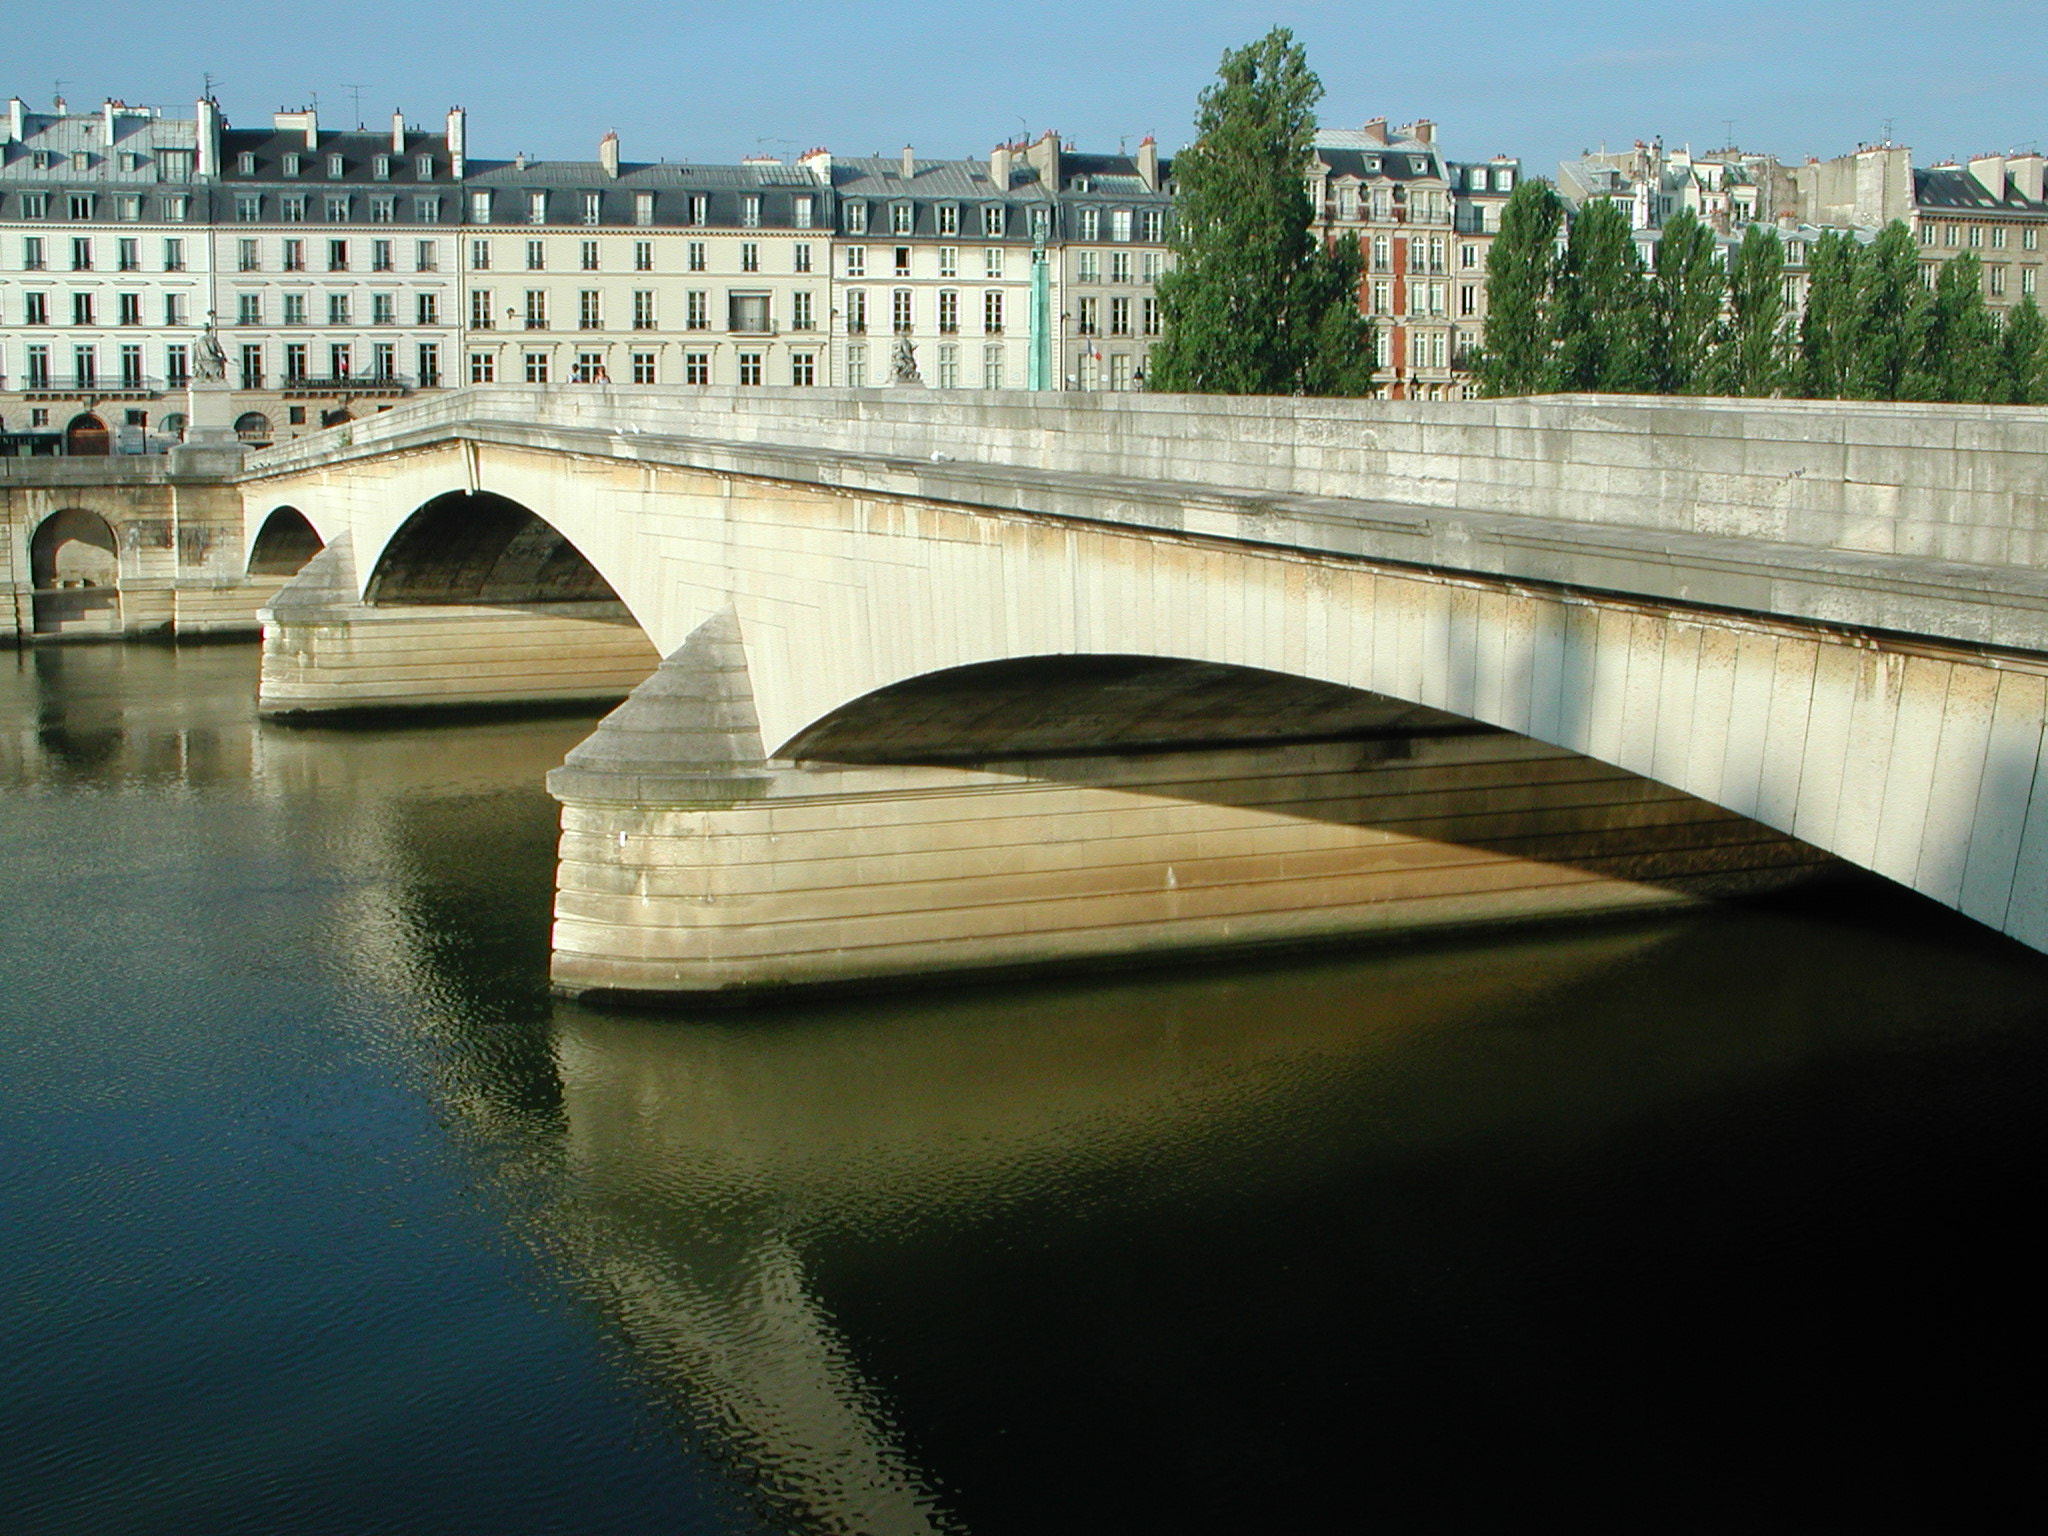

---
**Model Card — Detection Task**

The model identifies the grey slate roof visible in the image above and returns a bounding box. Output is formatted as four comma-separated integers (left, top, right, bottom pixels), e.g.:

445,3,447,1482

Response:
1915,165,2048,215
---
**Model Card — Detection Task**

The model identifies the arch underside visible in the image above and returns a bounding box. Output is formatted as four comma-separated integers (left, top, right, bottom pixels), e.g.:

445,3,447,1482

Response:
365,491,621,607
553,648,1838,1000
246,507,324,577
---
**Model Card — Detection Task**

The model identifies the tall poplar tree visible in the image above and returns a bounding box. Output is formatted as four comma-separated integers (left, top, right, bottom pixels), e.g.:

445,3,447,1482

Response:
1150,28,1373,395
1475,179,1564,395
1847,221,1924,400
1714,224,1788,396
1910,252,1998,402
2000,294,2047,404
1551,198,1650,392
1799,230,1863,398
1646,209,1723,393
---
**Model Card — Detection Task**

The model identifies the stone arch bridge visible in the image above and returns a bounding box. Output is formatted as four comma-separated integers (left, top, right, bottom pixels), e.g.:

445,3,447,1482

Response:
239,386,2048,999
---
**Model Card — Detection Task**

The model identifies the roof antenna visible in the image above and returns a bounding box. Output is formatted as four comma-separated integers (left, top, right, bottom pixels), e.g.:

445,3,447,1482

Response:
201,71,222,102
1882,118,1895,147
1723,118,1736,149
341,83,369,128
52,78,70,109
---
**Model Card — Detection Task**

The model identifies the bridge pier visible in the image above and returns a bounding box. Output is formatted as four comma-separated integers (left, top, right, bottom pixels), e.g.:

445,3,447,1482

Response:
547,617,1834,1003
258,539,660,716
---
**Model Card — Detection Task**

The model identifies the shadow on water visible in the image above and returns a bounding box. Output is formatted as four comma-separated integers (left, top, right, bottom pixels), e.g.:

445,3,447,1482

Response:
4,641,2045,1533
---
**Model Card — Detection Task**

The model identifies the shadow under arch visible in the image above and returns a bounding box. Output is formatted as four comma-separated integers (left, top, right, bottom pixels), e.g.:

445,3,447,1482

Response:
778,652,1838,902
780,654,1474,765
246,505,324,577
364,490,625,610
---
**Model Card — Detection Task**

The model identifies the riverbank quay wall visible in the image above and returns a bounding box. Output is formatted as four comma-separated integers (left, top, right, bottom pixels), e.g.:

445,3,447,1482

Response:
239,388,2048,993
2,449,267,644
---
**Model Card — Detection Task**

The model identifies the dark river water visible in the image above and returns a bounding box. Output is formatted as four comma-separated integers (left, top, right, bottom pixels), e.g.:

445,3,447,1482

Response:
2,641,2043,1534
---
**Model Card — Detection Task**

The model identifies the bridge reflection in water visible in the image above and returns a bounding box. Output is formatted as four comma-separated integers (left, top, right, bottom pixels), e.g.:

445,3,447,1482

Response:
8,642,2045,1533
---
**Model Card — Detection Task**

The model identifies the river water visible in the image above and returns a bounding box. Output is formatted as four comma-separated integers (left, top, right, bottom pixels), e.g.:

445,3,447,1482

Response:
2,641,2042,1534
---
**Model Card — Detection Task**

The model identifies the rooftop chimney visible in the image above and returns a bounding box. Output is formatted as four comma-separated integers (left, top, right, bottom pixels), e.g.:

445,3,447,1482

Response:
991,141,1013,188
601,129,620,178
1410,118,1436,145
1363,117,1389,145
5,97,23,143
391,110,406,154
446,106,466,179
799,145,833,184
274,107,318,149
195,95,221,179
2010,151,2045,204
1137,134,1159,192
901,144,915,179
1970,152,2008,201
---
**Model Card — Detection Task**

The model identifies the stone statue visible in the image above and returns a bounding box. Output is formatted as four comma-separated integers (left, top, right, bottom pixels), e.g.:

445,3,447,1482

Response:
193,316,228,383
889,334,924,387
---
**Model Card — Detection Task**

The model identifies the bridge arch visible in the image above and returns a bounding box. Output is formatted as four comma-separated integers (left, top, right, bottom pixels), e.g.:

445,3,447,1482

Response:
365,489,632,612
246,506,325,577
29,508,122,637
31,508,120,591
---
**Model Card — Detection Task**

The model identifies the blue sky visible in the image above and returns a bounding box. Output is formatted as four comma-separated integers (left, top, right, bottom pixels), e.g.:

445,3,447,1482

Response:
19,1,2045,177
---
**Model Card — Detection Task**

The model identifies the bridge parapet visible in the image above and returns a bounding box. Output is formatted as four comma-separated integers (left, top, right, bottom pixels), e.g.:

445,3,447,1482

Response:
246,386,2048,578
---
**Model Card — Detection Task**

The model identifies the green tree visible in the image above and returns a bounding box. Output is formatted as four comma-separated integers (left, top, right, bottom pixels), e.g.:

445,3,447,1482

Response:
1475,179,1565,395
1713,224,1788,396
1150,28,1372,395
1846,220,1924,400
1999,294,2047,404
1910,252,1999,401
1798,230,1863,398
1298,233,1377,395
1646,209,1723,393
1551,198,1651,392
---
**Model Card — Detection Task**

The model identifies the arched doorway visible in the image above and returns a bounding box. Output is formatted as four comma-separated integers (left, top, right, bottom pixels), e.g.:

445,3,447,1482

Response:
234,412,273,447
246,506,324,577
30,508,122,636
65,414,110,457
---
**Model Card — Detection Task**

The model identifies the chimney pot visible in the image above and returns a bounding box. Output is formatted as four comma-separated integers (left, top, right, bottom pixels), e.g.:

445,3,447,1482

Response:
391,110,405,154
601,129,620,178
902,144,915,178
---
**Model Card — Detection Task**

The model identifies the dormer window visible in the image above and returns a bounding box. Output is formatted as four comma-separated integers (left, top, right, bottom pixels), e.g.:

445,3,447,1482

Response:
937,203,958,235
32,149,52,170
845,200,868,233
238,151,257,175
71,151,89,172
374,156,392,180
328,153,345,178
283,153,302,177
1365,156,1380,173
416,155,435,179
892,202,914,234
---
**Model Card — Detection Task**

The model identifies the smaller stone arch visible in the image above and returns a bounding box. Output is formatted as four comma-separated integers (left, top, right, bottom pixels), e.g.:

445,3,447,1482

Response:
65,414,110,457
234,412,273,447
246,506,324,577
30,508,121,636
159,412,188,442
